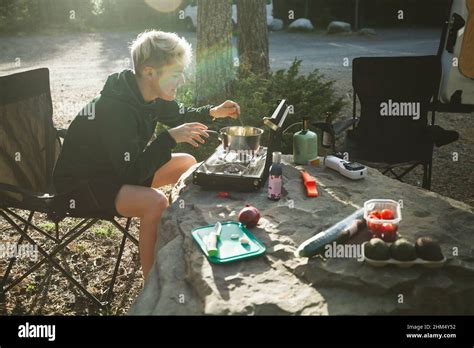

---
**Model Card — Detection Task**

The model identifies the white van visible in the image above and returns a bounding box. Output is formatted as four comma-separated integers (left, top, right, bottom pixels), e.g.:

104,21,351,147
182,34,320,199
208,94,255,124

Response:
439,0,474,109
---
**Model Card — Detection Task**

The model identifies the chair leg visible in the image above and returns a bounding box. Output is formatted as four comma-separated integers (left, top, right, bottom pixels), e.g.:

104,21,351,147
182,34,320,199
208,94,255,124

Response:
110,218,138,246
382,162,422,185
104,218,132,305
1,210,138,309
0,211,35,297
428,161,433,189
396,163,420,181
422,161,432,190
1,214,97,292
0,211,106,307
1,211,34,292
4,208,59,243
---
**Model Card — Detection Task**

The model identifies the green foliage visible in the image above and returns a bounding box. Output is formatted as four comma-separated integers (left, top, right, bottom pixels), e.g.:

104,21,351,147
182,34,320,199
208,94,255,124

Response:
38,221,56,232
0,0,187,34
158,80,238,162
0,0,37,32
157,59,344,161
0,0,450,34
93,222,116,238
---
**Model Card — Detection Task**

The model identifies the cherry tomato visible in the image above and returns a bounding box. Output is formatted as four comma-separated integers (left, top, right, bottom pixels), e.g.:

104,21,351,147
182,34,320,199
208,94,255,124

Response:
369,210,381,219
379,223,398,242
381,209,395,220
367,213,379,221
367,214,381,234
371,229,383,238
382,231,397,243
381,222,398,233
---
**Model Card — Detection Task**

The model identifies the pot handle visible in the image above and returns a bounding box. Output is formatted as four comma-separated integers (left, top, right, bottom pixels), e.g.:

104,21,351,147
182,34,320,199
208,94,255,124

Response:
205,130,222,141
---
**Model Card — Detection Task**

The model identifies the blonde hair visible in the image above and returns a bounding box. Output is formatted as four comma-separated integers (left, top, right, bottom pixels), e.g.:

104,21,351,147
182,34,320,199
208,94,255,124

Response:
129,30,192,76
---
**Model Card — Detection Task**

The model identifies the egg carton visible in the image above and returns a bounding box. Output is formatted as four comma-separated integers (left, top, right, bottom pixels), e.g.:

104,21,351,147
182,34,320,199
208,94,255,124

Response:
362,242,446,268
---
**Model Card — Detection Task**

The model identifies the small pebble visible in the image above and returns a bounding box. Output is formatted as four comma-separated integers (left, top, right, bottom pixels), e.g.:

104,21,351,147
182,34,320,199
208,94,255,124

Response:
231,234,240,240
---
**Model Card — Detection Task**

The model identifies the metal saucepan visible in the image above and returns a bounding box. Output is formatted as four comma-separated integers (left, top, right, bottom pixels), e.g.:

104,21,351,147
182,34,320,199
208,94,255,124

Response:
206,126,264,152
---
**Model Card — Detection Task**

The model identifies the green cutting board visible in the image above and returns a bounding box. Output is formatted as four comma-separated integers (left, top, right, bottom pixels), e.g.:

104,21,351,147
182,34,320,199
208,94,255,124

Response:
192,221,266,264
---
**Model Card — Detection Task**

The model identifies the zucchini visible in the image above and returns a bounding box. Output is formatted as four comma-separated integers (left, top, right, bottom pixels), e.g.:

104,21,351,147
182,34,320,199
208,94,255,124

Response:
296,208,365,258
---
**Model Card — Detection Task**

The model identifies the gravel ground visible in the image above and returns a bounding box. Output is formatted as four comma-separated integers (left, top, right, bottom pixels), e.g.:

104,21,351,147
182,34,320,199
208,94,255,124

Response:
0,29,472,315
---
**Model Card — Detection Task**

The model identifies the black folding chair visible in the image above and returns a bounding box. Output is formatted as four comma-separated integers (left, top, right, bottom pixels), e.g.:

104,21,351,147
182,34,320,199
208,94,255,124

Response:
0,68,138,309
315,55,459,190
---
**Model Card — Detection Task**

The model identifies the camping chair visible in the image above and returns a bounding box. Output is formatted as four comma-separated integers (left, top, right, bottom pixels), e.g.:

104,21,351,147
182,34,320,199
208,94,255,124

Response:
314,55,458,190
0,68,138,308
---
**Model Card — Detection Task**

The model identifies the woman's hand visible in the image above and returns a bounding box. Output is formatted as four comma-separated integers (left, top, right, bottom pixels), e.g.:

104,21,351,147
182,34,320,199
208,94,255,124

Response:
168,122,209,148
210,100,241,120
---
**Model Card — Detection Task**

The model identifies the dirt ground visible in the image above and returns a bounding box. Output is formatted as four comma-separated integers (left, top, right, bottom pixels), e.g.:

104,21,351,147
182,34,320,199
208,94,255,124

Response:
0,29,472,315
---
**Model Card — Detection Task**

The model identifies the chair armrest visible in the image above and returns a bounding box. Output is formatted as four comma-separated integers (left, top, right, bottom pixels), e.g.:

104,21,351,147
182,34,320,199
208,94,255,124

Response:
430,102,474,114
333,118,359,135
312,118,359,135
0,183,49,199
0,181,83,200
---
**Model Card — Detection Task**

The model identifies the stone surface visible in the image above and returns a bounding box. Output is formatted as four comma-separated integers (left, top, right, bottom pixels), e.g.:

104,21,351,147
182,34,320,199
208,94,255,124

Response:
129,156,474,315
288,18,314,31
270,18,284,31
327,21,352,34
358,28,377,36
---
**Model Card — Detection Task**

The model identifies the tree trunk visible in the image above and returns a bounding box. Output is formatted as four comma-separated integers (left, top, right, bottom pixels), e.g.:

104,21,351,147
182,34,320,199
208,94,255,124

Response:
236,0,269,77
37,0,53,24
196,0,234,105
354,0,360,31
304,0,310,18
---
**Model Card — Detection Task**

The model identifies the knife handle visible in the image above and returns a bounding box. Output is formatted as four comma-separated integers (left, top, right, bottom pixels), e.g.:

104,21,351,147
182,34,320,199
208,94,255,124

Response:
207,232,218,257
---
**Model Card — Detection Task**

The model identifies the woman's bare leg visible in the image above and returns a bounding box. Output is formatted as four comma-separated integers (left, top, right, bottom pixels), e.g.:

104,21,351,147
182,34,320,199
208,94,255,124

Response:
115,185,168,279
151,153,197,188
114,153,196,279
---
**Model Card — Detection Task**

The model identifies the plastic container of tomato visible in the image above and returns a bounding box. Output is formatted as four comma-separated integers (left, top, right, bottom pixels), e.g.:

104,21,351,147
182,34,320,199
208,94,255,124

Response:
363,199,402,240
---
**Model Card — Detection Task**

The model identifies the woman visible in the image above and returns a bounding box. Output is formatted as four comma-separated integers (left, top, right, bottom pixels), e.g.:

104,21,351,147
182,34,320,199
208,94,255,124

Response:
53,30,240,279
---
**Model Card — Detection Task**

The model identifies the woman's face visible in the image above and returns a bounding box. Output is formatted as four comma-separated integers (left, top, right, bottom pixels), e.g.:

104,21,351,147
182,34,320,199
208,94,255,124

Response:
152,64,186,101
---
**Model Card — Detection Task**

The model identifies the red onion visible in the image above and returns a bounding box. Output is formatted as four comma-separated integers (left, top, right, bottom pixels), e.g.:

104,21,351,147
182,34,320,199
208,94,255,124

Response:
238,204,260,228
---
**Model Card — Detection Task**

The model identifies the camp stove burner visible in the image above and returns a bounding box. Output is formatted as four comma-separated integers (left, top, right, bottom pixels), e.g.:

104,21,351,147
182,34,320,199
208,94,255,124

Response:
193,145,269,191
215,147,259,164
201,146,267,176
193,99,291,192
224,163,246,174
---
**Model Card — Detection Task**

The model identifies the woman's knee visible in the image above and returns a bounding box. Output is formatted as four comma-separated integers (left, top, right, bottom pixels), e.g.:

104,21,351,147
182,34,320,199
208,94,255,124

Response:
115,185,168,219
180,153,197,167
144,189,169,219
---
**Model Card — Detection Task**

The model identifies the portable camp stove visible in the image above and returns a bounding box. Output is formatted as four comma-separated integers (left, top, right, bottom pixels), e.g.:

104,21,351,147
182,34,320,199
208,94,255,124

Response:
193,100,290,191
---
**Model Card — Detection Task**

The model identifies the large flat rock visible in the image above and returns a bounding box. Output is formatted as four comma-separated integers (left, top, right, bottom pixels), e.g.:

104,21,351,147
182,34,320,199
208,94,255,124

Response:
129,156,474,315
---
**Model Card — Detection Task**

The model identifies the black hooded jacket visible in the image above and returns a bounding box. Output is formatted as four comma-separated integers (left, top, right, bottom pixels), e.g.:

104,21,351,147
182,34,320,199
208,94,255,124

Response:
53,69,212,191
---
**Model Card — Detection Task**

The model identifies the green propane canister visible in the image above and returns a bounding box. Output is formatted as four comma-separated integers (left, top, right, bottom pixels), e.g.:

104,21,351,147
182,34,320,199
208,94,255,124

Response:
293,116,318,165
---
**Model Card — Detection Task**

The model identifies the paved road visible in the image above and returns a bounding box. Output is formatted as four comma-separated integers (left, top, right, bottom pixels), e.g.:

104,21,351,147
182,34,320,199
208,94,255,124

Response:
0,28,442,122
268,28,441,72
1,28,472,205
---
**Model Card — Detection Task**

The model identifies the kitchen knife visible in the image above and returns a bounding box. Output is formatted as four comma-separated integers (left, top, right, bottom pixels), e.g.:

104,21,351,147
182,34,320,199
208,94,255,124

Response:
206,222,222,257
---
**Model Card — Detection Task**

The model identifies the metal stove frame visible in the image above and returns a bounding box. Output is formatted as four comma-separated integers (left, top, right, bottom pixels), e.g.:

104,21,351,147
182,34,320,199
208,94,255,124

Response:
193,100,290,191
